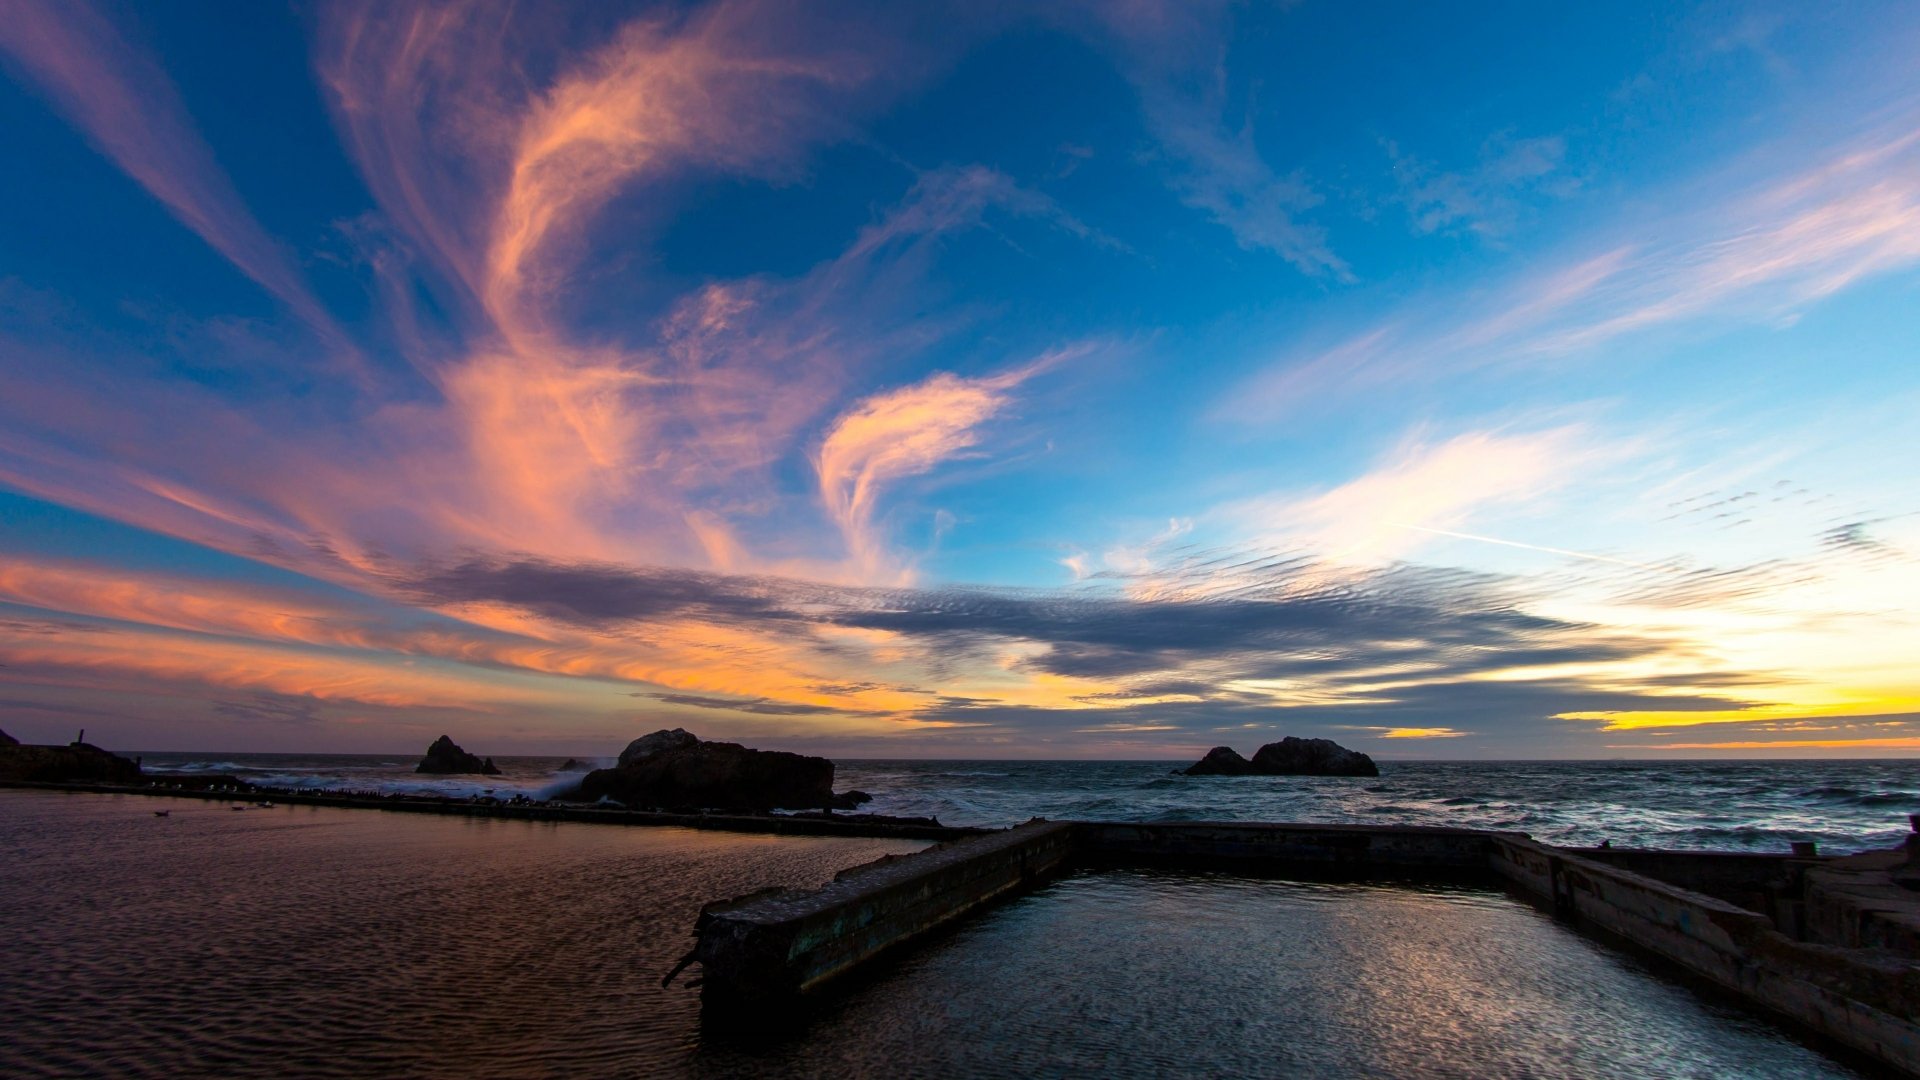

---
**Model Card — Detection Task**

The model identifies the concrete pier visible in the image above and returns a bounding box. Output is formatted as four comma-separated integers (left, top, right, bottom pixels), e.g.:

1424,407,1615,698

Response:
688,819,1920,1076
690,820,1075,1008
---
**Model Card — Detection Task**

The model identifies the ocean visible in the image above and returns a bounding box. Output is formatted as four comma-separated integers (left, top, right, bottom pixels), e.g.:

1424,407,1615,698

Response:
137,752,1920,853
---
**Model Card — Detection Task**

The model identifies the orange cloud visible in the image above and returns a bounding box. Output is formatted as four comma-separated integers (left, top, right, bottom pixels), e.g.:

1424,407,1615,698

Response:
817,357,1061,581
1618,738,1920,750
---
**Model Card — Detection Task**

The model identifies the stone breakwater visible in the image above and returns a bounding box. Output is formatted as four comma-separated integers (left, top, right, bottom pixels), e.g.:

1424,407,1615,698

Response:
0,777,981,842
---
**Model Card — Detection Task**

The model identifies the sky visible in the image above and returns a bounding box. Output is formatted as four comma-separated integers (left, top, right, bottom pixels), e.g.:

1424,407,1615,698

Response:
1,0,1917,759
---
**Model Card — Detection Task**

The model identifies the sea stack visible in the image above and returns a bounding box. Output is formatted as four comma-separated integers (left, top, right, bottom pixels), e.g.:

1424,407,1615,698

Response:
1183,746,1256,775
562,729,849,812
1183,736,1378,777
415,735,501,776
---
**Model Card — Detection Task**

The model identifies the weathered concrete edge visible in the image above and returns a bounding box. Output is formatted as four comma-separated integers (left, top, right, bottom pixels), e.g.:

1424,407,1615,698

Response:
1490,835,1920,1076
693,820,1077,1003
0,779,986,842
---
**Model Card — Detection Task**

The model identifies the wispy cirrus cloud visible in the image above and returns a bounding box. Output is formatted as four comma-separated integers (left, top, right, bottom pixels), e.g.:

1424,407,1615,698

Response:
1073,0,1348,279
0,0,347,349
1386,132,1574,239
817,352,1072,582
1223,119,1920,417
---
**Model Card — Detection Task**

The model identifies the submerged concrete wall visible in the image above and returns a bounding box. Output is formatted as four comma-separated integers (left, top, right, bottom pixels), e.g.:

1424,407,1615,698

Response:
1077,820,1499,872
692,820,1076,1007
0,779,980,841
1490,836,1920,1076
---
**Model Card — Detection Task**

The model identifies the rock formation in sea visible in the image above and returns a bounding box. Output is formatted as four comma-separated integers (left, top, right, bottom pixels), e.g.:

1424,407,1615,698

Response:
0,740,144,784
1183,737,1379,777
563,729,856,812
1253,737,1379,776
557,758,588,771
415,735,501,775
618,727,699,766
1183,746,1256,775
0,727,17,747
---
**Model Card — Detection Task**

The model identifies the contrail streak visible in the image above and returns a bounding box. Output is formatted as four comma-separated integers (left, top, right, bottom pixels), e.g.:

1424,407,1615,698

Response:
1390,523,1664,570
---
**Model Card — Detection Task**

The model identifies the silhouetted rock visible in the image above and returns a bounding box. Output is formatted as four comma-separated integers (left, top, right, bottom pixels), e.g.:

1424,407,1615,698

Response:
566,731,839,811
558,758,589,771
0,728,17,747
618,728,699,766
1250,737,1378,777
415,735,501,775
1183,746,1256,776
1180,737,1378,777
0,741,143,784
829,789,874,810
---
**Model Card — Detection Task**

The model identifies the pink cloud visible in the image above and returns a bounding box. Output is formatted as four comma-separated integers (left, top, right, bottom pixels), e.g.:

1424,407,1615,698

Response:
0,0,348,351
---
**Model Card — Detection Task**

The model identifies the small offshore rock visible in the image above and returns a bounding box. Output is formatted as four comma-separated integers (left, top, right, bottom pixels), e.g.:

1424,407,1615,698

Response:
415,735,501,775
1183,746,1256,776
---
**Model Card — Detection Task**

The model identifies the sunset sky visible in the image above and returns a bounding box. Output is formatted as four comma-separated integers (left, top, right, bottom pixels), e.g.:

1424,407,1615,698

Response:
1,0,1917,758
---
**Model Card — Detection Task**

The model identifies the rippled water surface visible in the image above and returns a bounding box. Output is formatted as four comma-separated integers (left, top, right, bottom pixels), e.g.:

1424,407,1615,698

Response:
0,791,921,1079
710,870,1867,1080
1,789,1877,1078
138,753,1920,853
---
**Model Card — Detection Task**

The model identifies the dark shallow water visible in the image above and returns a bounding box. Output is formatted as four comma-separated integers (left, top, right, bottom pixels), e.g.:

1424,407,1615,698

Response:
713,869,1868,1080
136,753,1920,853
0,790,1873,1078
0,790,921,1079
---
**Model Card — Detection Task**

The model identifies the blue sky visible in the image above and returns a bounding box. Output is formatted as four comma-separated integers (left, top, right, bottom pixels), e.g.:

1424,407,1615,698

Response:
1,0,1917,757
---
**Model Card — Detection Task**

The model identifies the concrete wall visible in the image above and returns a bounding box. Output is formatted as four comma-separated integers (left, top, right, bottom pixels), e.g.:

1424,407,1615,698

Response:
1076,820,1500,872
1566,847,1819,934
1491,836,1920,1076
693,820,1076,1007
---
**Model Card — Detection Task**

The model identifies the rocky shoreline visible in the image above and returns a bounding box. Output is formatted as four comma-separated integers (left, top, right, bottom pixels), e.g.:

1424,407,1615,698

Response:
0,727,962,840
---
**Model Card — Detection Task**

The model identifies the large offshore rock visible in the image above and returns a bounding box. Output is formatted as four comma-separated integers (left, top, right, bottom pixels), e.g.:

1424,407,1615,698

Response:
0,741,143,784
1250,737,1379,777
617,727,699,767
1183,746,1257,776
415,735,501,775
1180,737,1379,778
567,731,837,811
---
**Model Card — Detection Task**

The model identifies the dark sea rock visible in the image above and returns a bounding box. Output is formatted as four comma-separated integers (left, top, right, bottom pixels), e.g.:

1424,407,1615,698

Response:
0,727,17,747
829,789,874,810
1181,737,1378,778
415,735,501,775
0,742,143,784
566,730,840,811
1183,746,1256,776
618,728,699,766
1250,737,1379,777
558,758,588,771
